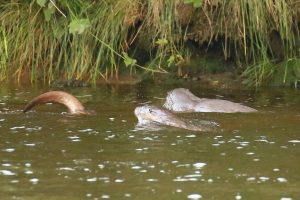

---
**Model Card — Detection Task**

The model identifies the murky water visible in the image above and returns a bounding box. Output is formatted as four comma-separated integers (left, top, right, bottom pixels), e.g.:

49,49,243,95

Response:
0,82,299,200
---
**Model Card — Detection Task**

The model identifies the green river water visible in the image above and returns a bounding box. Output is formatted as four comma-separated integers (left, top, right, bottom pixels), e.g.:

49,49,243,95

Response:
0,82,299,200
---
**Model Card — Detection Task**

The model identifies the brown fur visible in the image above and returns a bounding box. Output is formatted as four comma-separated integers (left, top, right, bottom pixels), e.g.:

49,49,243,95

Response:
23,91,86,115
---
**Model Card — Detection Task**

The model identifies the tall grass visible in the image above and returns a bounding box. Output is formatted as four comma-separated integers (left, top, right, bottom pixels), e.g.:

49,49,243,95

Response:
0,0,299,86
0,26,8,81
142,0,189,74
200,0,298,86
0,1,133,83
0,0,186,83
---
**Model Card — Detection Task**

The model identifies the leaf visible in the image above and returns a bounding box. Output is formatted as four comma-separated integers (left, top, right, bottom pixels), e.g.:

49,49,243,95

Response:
183,0,194,3
193,1,203,8
183,0,203,8
68,19,91,34
155,38,168,46
122,52,136,67
36,0,46,7
167,55,175,67
43,3,56,22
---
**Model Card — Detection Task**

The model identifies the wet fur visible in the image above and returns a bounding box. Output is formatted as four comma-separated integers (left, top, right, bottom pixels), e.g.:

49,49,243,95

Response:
164,88,257,113
23,91,86,115
134,105,210,132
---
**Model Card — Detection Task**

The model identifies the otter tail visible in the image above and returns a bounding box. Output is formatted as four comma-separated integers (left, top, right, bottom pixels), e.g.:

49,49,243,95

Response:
23,91,86,114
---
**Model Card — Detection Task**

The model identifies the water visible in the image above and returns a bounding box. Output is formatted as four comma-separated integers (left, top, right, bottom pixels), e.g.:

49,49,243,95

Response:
0,83,299,200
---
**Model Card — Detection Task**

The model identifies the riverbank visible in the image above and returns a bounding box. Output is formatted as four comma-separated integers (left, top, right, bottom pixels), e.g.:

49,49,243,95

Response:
1,0,300,87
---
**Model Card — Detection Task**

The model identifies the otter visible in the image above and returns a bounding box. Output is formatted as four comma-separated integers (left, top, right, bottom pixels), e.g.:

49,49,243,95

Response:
23,91,87,115
134,105,211,132
163,88,257,113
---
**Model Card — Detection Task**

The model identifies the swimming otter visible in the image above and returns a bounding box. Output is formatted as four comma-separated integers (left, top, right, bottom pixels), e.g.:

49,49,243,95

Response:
23,91,87,115
163,88,257,113
134,105,211,132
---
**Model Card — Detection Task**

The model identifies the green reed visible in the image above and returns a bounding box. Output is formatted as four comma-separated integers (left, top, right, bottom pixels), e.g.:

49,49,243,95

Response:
0,0,299,86
211,0,298,86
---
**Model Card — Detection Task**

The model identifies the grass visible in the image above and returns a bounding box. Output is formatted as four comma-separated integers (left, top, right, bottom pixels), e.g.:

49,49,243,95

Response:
0,0,188,83
0,0,299,86
208,0,299,86
0,26,8,81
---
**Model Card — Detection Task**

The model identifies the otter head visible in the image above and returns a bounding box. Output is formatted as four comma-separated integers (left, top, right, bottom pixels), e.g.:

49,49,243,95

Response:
134,105,168,125
163,88,199,112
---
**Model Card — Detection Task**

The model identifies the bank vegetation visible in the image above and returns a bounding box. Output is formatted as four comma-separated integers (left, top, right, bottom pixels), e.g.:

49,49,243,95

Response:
1,0,300,87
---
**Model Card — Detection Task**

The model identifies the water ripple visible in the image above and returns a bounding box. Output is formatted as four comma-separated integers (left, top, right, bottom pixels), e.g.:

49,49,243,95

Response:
193,162,206,169
2,148,15,152
288,140,300,143
0,170,16,176
187,194,202,199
